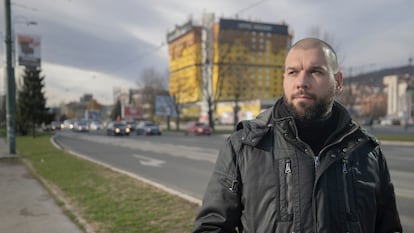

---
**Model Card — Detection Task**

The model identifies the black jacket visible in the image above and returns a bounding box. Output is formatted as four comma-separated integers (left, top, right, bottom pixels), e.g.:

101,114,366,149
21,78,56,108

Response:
193,99,402,233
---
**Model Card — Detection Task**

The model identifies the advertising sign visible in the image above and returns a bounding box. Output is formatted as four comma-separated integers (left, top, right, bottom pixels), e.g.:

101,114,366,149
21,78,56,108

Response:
16,34,41,68
155,96,177,116
122,105,142,120
219,19,288,35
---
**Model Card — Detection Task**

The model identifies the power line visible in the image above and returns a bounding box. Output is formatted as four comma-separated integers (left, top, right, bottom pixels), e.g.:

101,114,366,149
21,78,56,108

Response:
235,0,270,16
109,42,165,74
11,2,38,11
110,1,269,75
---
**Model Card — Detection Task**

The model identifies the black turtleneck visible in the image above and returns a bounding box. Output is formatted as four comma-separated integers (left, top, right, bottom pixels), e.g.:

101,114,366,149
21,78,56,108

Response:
277,100,339,155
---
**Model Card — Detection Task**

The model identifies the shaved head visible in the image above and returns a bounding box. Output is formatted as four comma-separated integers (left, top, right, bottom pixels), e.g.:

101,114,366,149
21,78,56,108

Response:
290,38,339,73
283,37,343,121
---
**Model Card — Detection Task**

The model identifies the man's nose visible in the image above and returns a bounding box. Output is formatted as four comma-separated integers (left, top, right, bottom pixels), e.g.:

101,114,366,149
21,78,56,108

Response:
295,72,310,89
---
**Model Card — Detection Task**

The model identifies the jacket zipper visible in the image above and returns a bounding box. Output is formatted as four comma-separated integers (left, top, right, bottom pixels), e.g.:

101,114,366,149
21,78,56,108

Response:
342,159,351,214
284,159,293,217
314,155,320,168
312,124,359,232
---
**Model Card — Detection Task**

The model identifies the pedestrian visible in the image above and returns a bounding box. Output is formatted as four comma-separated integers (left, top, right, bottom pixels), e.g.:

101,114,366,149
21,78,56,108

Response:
193,38,402,233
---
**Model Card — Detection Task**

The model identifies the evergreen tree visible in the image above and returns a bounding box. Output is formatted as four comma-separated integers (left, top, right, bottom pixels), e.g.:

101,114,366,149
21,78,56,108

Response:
110,99,122,121
16,68,48,136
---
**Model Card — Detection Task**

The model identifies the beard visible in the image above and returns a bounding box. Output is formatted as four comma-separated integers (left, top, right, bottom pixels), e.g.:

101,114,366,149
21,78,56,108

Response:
283,88,335,121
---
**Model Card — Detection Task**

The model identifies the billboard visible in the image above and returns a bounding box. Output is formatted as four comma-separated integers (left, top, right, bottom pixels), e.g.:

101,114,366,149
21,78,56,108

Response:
16,34,41,68
122,105,142,120
155,96,177,116
219,19,288,35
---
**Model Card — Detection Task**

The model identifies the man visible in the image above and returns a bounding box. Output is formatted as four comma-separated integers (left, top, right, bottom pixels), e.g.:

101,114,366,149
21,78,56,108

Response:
193,38,402,233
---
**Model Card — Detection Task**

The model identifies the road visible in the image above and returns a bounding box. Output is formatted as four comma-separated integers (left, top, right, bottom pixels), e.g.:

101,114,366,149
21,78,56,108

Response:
54,130,414,232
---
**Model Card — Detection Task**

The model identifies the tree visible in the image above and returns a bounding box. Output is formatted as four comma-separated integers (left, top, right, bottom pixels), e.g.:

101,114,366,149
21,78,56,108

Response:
110,99,122,121
16,68,48,137
86,99,102,110
306,25,344,65
213,32,260,128
138,67,169,120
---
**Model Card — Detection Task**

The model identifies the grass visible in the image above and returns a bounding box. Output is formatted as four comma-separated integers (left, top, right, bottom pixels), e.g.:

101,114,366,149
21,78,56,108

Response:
15,134,199,233
375,134,414,142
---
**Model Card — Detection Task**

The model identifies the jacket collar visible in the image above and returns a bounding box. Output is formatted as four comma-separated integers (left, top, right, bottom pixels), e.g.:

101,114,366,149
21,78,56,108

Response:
235,98,357,146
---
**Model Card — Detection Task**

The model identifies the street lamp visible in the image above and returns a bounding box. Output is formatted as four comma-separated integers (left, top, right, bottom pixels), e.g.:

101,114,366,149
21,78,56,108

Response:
4,0,16,154
3,1,38,154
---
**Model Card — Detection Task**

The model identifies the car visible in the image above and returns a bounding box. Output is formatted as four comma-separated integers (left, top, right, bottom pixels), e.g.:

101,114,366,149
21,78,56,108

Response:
125,121,136,132
72,120,90,132
136,121,162,135
50,121,63,131
106,121,130,136
185,122,212,136
89,120,103,130
63,119,75,130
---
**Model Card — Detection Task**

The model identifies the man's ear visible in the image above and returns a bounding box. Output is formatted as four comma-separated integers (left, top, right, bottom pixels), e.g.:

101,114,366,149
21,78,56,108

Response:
335,72,343,90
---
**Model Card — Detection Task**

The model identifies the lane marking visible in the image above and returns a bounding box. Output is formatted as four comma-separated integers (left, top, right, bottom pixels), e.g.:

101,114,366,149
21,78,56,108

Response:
132,154,165,167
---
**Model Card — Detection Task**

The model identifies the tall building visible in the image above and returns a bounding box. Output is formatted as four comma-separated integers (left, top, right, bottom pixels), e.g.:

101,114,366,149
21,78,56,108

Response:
167,15,292,122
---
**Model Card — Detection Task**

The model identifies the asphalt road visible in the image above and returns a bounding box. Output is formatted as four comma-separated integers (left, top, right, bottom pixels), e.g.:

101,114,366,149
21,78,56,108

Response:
54,130,414,232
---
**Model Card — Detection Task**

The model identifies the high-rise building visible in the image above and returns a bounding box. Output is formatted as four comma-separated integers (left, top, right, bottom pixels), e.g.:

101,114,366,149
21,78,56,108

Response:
167,15,292,122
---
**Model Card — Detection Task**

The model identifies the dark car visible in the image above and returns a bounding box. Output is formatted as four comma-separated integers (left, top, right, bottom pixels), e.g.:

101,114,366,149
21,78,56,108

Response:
106,121,130,136
125,121,136,132
136,121,162,135
185,122,212,136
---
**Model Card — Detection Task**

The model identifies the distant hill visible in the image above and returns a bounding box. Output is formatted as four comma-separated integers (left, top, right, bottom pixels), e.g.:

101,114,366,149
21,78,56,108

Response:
343,65,414,88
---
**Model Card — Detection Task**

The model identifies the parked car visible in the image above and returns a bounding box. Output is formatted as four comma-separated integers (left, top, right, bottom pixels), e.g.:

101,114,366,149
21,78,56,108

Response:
185,122,212,136
136,121,162,135
106,121,130,136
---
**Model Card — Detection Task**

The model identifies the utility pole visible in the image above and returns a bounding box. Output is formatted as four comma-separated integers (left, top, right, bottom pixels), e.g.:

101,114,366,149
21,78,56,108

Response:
201,12,215,130
4,0,16,154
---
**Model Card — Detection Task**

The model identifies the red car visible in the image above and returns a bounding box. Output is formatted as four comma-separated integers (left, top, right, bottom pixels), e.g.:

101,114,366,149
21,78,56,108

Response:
185,122,213,136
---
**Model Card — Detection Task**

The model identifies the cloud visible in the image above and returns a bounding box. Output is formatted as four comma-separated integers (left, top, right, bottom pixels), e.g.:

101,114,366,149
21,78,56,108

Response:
0,0,412,107
29,62,136,106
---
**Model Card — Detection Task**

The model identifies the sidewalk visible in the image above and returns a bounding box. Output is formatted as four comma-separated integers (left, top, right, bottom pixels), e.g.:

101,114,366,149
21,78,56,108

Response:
0,136,85,233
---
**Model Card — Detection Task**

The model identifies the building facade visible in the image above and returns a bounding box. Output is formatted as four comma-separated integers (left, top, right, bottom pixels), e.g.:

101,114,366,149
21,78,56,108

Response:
167,15,292,122
383,74,414,123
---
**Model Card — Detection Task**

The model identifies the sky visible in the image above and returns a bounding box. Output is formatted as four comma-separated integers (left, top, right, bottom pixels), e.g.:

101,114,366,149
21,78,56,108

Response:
0,0,413,107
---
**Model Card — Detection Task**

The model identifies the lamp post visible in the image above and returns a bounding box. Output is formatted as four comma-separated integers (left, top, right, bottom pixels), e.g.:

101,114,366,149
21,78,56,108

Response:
4,0,16,154
3,2,37,154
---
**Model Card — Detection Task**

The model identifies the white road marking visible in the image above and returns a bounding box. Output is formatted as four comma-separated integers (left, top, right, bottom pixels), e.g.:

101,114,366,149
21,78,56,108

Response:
132,154,165,167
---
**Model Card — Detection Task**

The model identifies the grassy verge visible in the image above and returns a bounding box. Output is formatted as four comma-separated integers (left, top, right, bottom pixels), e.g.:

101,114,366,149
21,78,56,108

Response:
16,134,199,233
375,134,414,142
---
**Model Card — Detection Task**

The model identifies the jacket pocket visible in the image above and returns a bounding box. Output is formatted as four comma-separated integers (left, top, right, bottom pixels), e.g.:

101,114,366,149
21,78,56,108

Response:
219,175,239,194
341,159,361,232
278,158,293,222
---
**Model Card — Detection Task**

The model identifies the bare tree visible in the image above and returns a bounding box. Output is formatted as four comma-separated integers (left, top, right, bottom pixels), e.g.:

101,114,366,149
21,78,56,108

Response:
306,25,345,66
213,31,258,128
138,67,169,120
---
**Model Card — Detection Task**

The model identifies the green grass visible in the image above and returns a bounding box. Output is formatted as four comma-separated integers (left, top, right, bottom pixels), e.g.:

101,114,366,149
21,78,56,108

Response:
375,134,414,142
16,134,199,233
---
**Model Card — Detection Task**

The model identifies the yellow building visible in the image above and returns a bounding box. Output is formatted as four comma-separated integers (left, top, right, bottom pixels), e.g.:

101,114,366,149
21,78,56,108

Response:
167,17,292,121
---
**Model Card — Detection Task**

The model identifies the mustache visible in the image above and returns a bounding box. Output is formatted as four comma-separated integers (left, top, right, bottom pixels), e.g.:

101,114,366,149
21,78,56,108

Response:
291,90,317,99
